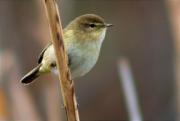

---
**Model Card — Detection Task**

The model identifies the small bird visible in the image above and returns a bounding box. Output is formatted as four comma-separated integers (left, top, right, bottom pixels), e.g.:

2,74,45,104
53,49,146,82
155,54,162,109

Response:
20,14,112,84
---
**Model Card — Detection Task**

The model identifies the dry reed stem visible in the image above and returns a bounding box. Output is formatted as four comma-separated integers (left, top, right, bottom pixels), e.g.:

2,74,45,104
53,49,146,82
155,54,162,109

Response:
43,0,80,120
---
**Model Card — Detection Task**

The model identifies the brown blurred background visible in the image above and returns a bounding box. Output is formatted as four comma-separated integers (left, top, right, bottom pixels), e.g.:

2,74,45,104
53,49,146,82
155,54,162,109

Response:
0,0,179,121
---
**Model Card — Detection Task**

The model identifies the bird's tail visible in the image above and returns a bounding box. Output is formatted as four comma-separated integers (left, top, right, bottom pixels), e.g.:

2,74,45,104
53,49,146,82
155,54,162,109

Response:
20,64,42,84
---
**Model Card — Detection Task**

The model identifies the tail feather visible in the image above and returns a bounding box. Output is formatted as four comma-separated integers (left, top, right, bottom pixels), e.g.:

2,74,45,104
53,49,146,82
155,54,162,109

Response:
20,64,42,84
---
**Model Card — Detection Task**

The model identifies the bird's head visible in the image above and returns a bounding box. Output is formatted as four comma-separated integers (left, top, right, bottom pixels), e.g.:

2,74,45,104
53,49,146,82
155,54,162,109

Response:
65,14,112,43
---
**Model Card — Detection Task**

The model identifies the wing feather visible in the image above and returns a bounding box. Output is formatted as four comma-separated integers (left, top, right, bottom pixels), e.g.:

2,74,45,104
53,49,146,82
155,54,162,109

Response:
38,43,51,64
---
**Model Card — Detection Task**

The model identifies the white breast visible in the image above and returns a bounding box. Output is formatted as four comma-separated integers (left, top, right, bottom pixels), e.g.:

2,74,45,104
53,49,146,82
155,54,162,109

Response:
69,30,106,78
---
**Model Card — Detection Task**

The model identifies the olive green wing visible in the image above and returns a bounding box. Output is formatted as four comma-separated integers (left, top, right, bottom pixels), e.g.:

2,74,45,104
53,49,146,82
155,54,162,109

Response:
38,43,51,64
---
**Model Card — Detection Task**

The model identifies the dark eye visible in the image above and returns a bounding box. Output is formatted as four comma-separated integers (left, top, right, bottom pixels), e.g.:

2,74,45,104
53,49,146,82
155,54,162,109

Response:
89,23,96,28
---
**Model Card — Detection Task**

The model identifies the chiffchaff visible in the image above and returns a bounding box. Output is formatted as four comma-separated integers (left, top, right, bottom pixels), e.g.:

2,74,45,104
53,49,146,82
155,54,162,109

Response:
21,14,112,84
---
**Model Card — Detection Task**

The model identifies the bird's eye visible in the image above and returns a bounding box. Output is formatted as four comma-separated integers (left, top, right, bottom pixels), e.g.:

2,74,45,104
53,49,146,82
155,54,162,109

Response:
89,23,96,28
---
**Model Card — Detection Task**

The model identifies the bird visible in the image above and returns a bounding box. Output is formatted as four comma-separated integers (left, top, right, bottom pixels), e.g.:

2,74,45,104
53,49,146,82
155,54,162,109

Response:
20,14,112,84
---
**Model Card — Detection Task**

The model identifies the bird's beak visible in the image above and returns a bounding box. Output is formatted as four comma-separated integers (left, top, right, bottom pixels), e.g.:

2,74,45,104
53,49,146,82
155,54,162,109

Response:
105,23,113,27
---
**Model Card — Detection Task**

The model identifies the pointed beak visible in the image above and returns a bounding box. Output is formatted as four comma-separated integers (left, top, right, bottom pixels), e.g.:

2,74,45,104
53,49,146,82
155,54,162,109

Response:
105,23,113,27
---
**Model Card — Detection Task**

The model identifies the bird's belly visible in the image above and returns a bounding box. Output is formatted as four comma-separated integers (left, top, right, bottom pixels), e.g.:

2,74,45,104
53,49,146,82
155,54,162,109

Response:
44,42,100,79
50,54,97,79
69,54,98,78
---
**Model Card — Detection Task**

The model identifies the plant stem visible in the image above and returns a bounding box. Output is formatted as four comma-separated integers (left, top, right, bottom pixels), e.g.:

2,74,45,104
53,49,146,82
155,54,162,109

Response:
43,0,80,120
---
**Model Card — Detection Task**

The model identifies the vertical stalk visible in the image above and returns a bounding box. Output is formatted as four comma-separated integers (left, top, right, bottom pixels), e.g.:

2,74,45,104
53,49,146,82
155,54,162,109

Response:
118,58,143,121
43,0,80,120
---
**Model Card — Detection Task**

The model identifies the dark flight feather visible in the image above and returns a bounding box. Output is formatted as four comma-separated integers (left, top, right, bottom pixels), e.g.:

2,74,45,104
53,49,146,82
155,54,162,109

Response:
38,43,51,64
20,64,42,84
